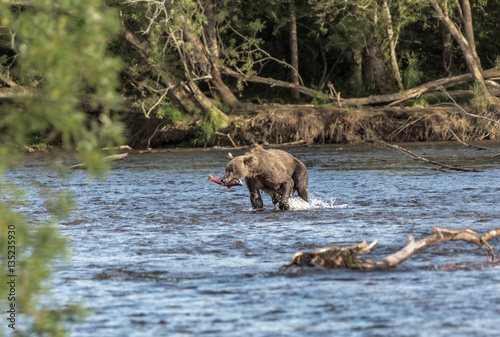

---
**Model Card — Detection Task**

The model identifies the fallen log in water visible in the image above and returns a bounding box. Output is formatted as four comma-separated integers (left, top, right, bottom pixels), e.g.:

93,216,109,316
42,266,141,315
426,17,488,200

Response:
281,227,500,271
70,153,128,169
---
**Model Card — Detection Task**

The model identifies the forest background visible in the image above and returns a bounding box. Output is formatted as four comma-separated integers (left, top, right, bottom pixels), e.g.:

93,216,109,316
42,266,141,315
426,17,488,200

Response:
2,0,500,149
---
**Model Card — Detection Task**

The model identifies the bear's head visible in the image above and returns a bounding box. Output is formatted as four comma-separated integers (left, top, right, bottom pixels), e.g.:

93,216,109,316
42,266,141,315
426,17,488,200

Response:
222,152,256,186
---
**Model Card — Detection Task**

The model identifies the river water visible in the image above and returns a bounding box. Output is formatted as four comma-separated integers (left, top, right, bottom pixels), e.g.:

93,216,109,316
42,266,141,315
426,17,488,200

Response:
8,142,500,336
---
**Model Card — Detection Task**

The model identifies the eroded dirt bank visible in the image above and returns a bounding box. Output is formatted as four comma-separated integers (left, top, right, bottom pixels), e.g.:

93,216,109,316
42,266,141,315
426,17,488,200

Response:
130,105,499,148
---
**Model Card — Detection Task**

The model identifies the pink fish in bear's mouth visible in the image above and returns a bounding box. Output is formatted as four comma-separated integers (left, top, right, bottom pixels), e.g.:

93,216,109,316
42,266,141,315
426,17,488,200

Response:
207,175,243,189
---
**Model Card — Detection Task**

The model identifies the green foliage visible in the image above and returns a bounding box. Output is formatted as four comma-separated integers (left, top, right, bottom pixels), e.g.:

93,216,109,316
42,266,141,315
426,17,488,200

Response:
470,82,489,109
131,95,188,124
220,14,266,83
309,0,374,50
195,107,228,146
412,96,429,107
312,92,332,106
1,0,123,174
156,103,186,124
403,53,424,89
0,0,123,336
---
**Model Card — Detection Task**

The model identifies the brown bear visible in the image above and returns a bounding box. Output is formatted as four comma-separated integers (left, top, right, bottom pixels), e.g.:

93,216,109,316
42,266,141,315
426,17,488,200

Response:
222,146,308,210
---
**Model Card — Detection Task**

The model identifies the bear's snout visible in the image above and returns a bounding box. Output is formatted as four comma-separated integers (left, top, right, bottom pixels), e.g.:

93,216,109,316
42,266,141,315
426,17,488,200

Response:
221,175,231,185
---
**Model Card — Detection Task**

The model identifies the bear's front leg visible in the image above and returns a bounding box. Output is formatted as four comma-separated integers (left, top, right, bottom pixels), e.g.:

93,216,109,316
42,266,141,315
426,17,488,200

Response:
249,189,264,209
278,180,294,210
271,193,280,206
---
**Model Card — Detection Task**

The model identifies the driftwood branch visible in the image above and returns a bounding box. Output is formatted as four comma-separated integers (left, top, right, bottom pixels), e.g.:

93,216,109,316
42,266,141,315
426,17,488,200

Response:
283,240,378,270
448,129,492,150
327,82,342,108
215,132,237,148
281,227,500,271
439,88,500,127
368,138,483,172
147,122,168,149
375,227,495,269
70,153,128,169
102,145,133,151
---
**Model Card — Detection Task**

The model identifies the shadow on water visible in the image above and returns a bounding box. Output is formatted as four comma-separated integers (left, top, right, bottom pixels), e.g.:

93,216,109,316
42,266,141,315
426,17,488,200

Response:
6,142,500,336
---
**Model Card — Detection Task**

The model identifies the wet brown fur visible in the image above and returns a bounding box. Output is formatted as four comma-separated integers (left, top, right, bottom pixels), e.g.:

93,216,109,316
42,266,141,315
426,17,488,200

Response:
223,146,308,210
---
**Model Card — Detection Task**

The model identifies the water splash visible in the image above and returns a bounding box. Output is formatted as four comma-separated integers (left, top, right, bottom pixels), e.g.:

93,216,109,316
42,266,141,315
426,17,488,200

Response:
287,196,349,210
310,197,349,209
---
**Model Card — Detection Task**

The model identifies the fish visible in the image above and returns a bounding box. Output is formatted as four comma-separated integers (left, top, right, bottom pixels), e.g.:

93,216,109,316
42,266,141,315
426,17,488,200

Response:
206,175,243,189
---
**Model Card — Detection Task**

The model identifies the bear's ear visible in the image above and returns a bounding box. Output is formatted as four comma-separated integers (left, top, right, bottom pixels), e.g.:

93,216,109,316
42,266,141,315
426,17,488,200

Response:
228,152,234,160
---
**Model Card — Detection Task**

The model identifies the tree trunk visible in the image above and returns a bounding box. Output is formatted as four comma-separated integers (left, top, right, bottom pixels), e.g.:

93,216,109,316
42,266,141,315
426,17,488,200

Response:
341,66,500,106
203,0,219,60
365,33,397,94
221,62,500,107
440,22,455,76
202,0,241,110
460,0,482,71
350,47,363,92
382,0,404,91
428,0,493,100
289,0,301,101
168,2,239,111
182,28,240,110
318,49,346,92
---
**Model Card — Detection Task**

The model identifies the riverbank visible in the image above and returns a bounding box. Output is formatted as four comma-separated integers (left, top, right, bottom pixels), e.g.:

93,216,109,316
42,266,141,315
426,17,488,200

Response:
131,104,499,148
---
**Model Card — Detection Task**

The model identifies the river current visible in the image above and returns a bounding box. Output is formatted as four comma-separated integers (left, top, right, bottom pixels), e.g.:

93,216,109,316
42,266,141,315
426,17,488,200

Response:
6,142,500,336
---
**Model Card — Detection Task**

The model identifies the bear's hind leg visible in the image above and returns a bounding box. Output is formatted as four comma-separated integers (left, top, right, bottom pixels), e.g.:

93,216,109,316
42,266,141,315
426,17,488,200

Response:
293,165,309,202
297,186,308,202
278,180,294,210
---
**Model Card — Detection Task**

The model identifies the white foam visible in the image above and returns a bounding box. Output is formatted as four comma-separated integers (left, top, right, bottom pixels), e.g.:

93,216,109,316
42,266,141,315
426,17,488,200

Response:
310,197,349,209
286,197,312,210
287,196,349,210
